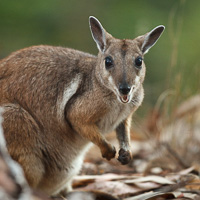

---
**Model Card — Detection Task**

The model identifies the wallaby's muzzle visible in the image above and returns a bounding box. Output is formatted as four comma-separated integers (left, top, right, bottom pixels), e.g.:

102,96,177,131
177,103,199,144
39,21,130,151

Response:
118,83,131,103
119,83,131,95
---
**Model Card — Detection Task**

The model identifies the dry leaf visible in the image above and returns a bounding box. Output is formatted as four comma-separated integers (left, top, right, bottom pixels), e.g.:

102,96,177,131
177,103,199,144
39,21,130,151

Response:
124,175,174,185
185,177,200,190
124,191,174,200
79,181,141,197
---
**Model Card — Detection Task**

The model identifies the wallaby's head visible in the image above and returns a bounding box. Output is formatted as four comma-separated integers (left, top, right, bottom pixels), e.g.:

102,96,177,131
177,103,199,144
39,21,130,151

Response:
89,16,165,104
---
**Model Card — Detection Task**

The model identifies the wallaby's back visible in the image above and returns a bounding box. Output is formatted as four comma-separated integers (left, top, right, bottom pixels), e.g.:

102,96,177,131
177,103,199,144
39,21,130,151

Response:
0,45,98,194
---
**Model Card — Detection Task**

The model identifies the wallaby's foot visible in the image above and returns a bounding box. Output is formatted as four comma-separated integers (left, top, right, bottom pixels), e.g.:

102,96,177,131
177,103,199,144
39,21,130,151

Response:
118,148,132,165
101,143,116,160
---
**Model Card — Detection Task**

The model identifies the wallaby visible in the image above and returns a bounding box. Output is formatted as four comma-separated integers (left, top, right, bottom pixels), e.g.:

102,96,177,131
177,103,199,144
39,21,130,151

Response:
0,16,164,197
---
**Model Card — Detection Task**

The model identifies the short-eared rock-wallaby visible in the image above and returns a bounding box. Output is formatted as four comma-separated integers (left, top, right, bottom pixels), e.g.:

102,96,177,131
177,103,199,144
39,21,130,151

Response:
0,16,164,196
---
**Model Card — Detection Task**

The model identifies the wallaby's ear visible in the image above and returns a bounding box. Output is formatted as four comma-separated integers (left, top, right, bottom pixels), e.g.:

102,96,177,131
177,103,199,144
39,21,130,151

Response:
89,16,107,52
138,25,165,54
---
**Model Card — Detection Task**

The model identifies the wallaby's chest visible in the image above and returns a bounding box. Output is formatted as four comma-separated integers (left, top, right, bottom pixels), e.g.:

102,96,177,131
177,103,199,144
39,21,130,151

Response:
97,100,134,134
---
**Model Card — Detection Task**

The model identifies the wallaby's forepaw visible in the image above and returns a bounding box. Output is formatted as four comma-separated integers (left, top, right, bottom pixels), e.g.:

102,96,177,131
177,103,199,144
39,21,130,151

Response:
118,148,132,165
101,144,116,160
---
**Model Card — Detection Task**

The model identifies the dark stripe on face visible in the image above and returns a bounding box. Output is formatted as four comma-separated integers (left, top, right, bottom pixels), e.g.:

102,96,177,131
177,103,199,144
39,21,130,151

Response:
121,40,128,83
121,40,128,58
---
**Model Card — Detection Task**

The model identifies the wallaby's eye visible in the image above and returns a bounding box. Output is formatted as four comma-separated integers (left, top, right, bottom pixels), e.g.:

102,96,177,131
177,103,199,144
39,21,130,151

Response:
105,56,114,69
135,56,143,69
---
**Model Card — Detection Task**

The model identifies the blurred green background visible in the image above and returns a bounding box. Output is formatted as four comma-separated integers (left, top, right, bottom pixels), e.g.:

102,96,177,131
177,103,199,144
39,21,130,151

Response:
0,0,199,117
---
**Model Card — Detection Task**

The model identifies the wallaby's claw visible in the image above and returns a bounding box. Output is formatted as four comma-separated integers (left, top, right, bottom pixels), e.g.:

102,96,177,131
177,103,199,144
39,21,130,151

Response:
118,148,132,165
101,144,116,160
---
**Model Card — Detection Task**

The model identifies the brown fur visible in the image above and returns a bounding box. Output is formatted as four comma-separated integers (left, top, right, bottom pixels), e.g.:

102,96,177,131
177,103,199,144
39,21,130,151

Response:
0,16,164,196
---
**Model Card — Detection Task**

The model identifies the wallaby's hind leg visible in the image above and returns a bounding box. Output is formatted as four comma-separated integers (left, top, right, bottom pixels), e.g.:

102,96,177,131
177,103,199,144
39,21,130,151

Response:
2,104,45,188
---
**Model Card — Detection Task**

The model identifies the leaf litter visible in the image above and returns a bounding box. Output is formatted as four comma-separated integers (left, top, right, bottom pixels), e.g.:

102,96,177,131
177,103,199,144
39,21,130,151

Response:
0,95,200,200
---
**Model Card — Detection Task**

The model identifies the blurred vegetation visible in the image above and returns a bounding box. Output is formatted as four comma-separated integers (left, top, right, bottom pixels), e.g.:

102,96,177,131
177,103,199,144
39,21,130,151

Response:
0,0,199,117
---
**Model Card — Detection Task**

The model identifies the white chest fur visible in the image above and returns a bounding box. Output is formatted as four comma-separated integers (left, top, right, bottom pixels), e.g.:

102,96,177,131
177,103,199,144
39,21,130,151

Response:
97,100,134,135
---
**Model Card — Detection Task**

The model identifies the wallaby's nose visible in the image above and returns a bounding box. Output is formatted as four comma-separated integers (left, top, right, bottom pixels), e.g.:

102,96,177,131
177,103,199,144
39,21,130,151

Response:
119,84,131,95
